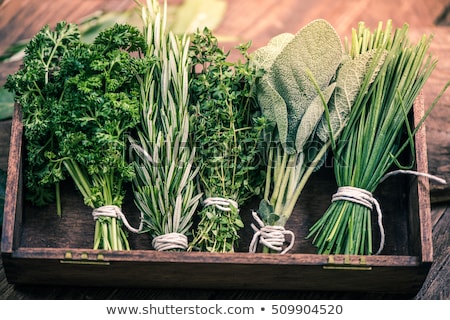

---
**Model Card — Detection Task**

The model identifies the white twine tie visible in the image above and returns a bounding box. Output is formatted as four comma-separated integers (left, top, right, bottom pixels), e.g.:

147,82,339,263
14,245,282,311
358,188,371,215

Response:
332,186,385,255
331,170,446,255
152,233,188,251
249,211,295,254
92,205,143,233
380,169,447,184
203,197,239,211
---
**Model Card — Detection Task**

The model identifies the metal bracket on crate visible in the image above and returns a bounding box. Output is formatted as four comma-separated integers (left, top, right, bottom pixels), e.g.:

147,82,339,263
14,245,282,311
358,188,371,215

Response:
59,251,111,265
322,255,372,271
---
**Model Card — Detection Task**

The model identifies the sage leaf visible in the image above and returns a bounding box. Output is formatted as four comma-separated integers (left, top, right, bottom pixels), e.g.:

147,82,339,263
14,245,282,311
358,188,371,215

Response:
295,82,336,151
253,33,293,126
253,33,294,70
260,19,342,152
316,49,386,143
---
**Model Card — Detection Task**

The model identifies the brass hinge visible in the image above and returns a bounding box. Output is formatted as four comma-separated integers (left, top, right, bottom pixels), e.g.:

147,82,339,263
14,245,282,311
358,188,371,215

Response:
60,251,110,265
322,255,372,271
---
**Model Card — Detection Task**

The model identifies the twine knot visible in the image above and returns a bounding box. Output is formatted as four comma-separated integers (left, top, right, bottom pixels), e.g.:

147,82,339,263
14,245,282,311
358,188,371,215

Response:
152,233,188,251
92,205,143,233
249,211,295,254
203,197,239,211
332,186,385,254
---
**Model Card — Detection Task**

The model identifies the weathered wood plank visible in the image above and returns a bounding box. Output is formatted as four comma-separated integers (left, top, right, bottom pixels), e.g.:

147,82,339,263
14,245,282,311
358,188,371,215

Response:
0,120,11,171
416,204,450,299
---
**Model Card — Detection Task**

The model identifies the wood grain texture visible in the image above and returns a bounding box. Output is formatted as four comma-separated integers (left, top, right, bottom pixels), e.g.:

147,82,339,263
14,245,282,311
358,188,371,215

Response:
0,0,449,300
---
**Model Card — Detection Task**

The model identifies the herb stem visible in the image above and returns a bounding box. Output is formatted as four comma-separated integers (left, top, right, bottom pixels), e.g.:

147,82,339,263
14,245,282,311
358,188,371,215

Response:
283,140,330,221
264,146,273,202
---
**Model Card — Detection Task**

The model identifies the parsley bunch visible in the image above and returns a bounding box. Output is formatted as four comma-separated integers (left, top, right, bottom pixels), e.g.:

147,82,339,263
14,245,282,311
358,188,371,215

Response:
187,28,266,252
6,22,146,250
5,22,80,214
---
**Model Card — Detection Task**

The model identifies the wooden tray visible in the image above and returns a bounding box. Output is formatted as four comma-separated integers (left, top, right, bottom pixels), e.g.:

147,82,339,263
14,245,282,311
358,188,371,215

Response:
1,95,432,295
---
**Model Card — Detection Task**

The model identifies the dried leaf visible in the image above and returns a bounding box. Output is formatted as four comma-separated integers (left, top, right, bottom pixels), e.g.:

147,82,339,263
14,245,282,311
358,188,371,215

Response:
169,0,227,34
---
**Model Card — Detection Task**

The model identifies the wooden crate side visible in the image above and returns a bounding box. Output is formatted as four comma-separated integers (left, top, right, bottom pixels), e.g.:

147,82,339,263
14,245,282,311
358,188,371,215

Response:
4,248,428,295
1,103,23,254
2,95,432,294
9,247,424,266
412,93,433,263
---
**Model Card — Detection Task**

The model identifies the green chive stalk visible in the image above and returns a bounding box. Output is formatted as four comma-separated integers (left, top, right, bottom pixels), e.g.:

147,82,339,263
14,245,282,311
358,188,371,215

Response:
130,0,202,251
307,20,445,255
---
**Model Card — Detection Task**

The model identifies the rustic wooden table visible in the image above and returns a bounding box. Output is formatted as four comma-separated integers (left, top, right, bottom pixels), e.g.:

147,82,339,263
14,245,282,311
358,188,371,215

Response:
0,0,449,299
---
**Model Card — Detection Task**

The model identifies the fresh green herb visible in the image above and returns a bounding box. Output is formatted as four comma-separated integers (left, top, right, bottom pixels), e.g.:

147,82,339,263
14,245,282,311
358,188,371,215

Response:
130,0,202,251
307,20,449,255
4,22,81,214
56,23,146,250
187,28,266,252
6,22,146,250
251,19,383,253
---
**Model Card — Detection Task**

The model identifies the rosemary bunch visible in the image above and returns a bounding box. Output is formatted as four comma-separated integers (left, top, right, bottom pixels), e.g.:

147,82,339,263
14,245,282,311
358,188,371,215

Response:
187,28,266,252
307,20,444,255
130,0,202,251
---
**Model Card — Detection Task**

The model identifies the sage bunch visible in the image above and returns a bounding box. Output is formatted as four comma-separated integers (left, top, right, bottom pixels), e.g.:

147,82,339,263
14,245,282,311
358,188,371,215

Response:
251,19,385,253
130,0,202,251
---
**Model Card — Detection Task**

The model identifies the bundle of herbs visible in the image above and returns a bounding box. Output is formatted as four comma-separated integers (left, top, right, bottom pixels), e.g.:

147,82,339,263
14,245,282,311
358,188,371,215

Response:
129,0,202,251
187,28,266,252
250,19,385,253
307,20,449,255
5,22,146,250
4,22,81,214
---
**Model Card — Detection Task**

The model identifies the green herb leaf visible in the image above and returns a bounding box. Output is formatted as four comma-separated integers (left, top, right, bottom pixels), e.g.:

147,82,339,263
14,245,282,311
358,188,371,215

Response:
315,49,386,143
262,19,342,152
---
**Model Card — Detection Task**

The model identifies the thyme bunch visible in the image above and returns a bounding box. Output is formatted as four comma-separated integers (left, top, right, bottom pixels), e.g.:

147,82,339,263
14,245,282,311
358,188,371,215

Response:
187,28,266,252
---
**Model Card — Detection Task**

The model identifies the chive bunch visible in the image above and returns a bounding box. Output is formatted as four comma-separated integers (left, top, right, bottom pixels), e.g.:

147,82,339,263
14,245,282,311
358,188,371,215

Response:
307,21,439,255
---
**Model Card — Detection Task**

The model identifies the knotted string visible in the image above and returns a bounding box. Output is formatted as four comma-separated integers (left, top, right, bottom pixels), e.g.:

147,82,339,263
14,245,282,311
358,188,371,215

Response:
92,205,143,234
380,169,447,184
152,233,188,251
249,211,295,254
203,197,239,212
332,186,385,255
332,170,446,255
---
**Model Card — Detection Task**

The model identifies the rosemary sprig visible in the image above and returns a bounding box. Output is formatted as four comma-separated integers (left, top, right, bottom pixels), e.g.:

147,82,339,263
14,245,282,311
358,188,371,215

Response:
130,0,202,251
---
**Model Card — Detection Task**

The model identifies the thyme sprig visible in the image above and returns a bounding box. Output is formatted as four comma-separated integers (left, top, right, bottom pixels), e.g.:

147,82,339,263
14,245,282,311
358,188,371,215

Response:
187,28,266,252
